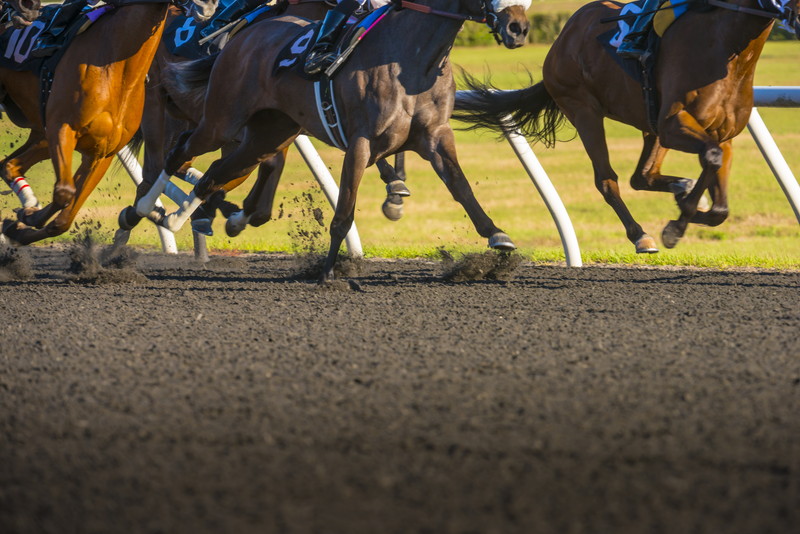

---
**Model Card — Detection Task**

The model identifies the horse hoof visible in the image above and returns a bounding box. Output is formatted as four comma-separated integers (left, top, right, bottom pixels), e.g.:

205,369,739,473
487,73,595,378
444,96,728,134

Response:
381,196,404,222
385,179,411,197
118,206,143,231
113,228,131,248
661,221,684,249
2,219,25,244
191,218,214,236
489,232,516,251
225,210,248,237
635,235,659,254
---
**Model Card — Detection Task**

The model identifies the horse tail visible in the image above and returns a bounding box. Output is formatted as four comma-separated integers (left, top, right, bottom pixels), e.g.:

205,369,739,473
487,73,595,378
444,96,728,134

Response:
162,53,220,111
453,72,567,148
126,128,144,158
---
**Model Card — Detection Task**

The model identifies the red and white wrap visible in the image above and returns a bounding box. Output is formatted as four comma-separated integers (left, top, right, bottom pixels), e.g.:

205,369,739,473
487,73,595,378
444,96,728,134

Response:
10,176,38,209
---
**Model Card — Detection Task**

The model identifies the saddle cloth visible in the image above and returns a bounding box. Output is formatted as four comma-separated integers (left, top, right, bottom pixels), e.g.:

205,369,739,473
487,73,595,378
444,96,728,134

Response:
273,3,391,79
164,0,275,59
0,3,113,72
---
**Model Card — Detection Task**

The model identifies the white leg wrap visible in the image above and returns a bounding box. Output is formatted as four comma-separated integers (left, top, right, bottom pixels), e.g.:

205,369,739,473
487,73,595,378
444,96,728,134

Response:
136,171,171,217
163,181,189,206
162,192,204,232
11,177,38,209
180,167,203,185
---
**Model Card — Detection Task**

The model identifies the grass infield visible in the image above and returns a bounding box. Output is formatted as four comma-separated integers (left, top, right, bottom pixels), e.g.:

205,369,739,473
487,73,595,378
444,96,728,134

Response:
0,40,798,269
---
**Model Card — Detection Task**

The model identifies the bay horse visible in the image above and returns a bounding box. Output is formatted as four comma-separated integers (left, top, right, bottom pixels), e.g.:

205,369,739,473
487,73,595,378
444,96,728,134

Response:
454,0,800,253
138,0,531,280
125,0,415,242
0,0,218,245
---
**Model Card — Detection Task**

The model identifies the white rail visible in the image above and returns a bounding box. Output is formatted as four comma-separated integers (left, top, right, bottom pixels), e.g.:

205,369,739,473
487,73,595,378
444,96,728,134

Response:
749,87,800,224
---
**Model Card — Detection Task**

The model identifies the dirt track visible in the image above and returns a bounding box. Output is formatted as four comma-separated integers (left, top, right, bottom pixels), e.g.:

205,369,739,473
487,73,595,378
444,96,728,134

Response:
1,247,799,534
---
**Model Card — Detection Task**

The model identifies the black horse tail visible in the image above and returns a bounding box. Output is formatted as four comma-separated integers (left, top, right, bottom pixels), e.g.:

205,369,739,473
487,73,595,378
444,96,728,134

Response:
453,72,567,148
126,128,144,158
163,53,220,112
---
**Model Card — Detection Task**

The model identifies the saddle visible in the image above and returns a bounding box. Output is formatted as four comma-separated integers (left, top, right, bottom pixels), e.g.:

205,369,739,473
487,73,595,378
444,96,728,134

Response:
599,0,700,132
273,3,392,79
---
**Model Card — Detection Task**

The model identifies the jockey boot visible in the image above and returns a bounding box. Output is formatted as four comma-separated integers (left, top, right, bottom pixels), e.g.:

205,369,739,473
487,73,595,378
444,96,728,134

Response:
199,0,262,39
617,0,660,62
31,0,89,58
303,0,361,75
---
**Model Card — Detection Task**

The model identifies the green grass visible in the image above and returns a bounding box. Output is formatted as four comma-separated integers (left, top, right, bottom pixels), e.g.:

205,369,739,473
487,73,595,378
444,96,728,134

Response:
0,40,798,269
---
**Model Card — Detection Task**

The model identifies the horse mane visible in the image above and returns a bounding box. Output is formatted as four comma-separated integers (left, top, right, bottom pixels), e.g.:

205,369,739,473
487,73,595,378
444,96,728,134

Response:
453,70,569,148
162,53,220,112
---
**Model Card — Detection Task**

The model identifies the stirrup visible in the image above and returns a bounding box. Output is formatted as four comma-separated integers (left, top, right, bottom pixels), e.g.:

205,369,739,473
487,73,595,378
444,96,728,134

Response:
304,49,335,75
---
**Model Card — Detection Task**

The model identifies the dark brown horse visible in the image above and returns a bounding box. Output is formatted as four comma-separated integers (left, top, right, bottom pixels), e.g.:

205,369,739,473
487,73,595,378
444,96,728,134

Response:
126,0,416,241
137,0,531,279
0,0,217,245
126,0,339,239
455,0,799,253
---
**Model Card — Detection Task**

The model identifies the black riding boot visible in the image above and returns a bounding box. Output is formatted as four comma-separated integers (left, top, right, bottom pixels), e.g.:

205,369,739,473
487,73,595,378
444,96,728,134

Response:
617,0,660,62
199,0,263,39
303,0,360,75
31,0,89,58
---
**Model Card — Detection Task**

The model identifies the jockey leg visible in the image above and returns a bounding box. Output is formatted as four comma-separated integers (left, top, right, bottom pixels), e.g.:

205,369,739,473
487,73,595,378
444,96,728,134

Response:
199,0,265,39
31,0,89,58
617,0,661,61
304,0,365,75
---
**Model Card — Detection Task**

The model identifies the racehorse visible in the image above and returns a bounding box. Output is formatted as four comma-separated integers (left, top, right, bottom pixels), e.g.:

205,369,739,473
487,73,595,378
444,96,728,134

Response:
454,0,800,253
124,0,416,242
137,0,531,280
0,0,218,245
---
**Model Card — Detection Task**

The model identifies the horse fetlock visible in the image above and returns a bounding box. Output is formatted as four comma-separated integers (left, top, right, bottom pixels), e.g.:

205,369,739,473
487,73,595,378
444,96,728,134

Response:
703,206,729,227
661,220,686,249
118,206,143,230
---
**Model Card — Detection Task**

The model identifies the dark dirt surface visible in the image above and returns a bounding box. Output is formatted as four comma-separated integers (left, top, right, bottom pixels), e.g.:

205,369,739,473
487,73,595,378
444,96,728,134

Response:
1,247,799,534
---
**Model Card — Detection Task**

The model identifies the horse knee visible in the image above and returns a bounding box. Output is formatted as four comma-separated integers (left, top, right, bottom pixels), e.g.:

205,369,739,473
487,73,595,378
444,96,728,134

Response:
702,146,724,170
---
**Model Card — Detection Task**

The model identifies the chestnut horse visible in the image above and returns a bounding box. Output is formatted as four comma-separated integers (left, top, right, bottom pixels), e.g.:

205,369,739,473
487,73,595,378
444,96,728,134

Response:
125,0,412,242
137,0,531,280
455,0,800,252
0,0,217,245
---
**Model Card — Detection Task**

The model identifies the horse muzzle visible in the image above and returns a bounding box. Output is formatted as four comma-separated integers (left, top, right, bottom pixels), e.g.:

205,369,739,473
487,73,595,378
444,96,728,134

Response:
495,6,529,49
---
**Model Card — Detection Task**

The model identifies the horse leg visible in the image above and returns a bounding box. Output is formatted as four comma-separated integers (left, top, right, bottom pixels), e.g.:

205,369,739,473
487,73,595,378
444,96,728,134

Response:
15,127,79,230
0,131,49,210
424,129,514,251
570,107,657,253
226,149,287,237
161,113,299,232
4,154,114,245
629,133,709,210
658,110,723,248
376,155,410,222
323,136,369,281
689,139,731,227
